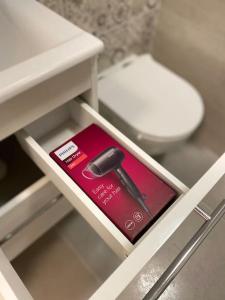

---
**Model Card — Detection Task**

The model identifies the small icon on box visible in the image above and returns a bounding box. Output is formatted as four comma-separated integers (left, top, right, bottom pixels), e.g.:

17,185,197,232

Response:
125,220,135,231
133,211,144,222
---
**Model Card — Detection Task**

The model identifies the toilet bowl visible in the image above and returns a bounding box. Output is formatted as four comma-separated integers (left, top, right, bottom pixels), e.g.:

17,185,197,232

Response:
98,54,204,155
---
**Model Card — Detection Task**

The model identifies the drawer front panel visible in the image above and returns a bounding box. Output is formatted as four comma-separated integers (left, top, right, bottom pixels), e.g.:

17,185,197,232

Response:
0,60,91,141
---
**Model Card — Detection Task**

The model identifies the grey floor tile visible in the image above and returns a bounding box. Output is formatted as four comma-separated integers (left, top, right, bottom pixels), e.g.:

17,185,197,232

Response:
159,143,225,216
159,143,218,188
119,211,204,299
119,235,181,300
120,212,225,300
159,216,225,300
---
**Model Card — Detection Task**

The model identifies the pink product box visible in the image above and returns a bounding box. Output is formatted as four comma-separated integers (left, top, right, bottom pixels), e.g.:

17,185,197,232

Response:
50,124,178,243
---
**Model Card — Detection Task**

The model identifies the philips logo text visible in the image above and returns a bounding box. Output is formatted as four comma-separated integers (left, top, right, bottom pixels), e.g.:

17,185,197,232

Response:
54,141,78,161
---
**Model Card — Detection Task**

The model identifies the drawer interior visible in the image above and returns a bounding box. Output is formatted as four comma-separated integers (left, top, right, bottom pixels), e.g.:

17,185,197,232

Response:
0,136,43,205
26,100,90,154
24,98,184,193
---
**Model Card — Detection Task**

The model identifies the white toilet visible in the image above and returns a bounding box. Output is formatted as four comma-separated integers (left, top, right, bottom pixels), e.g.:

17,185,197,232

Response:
98,54,204,155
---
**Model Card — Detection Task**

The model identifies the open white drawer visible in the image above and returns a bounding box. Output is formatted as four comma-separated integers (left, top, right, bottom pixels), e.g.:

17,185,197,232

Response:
1,153,225,300
17,98,187,258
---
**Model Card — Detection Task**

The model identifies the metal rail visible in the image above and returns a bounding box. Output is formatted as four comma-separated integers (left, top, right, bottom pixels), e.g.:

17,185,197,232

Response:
194,205,211,221
144,199,225,300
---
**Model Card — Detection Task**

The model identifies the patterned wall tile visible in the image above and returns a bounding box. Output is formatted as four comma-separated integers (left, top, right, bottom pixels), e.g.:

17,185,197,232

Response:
61,0,132,35
97,9,157,70
38,0,161,69
127,0,159,16
39,0,65,16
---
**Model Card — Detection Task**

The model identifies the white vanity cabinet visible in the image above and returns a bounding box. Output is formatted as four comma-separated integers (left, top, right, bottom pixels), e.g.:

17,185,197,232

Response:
1,1,225,300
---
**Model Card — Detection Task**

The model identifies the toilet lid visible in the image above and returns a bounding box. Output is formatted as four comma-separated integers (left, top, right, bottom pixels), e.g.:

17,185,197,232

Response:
98,55,204,142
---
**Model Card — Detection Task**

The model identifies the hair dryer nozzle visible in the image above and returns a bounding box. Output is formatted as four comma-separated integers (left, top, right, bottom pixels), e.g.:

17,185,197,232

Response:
86,147,152,216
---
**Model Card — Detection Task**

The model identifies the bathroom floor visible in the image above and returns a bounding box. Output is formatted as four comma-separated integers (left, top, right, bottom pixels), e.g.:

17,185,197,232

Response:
10,121,225,300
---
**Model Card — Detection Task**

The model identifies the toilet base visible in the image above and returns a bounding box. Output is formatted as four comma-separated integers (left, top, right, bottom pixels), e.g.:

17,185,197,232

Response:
136,136,188,156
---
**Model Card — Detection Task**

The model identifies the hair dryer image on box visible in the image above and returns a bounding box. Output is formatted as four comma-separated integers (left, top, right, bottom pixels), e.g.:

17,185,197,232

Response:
83,147,151,216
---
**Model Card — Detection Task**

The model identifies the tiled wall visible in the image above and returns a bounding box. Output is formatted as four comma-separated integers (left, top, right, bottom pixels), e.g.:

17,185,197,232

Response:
38,0,161,70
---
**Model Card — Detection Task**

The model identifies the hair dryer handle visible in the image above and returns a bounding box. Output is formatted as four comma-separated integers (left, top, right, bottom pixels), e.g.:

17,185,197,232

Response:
115,167,151,215
115,167,142,198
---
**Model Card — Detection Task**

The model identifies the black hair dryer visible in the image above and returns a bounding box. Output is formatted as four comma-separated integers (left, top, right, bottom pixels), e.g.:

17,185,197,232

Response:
86,147,151,216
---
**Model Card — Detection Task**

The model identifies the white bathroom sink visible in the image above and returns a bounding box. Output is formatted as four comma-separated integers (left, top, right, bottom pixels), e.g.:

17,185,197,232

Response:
0,0,103,104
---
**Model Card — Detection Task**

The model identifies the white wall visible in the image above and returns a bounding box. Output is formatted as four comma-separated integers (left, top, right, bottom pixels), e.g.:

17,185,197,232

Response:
153,0,225,154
